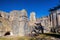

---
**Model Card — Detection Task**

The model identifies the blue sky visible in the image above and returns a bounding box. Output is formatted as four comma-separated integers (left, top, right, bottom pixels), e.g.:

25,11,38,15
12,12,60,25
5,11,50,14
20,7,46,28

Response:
0,0,59,18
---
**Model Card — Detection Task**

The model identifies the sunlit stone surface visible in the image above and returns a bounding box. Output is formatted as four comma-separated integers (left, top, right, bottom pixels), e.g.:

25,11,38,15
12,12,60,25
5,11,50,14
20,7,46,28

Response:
0,8,60,36
19,9,29,36
0,9,30,36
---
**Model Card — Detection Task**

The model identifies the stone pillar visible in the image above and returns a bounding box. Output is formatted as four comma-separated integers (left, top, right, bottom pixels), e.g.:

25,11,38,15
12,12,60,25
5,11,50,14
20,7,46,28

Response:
53,12,57,27
57,10,60,26
9,10,20,36
50,14,53,27
19,9,29,36
51,11,54,27
30,12,36,23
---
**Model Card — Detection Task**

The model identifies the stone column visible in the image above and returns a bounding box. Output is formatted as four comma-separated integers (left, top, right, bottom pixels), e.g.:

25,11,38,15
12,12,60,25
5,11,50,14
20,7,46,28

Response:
57,10,60,26
19,9,29,36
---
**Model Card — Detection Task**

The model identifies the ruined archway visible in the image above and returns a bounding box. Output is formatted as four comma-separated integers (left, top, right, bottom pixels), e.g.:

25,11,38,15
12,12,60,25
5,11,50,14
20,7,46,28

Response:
4,31,10,36
4,31,13,36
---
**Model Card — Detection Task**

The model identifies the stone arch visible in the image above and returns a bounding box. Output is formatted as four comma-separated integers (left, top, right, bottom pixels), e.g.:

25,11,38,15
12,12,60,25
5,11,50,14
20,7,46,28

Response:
4,31,13,36
0,13,2,17
4,31,10,36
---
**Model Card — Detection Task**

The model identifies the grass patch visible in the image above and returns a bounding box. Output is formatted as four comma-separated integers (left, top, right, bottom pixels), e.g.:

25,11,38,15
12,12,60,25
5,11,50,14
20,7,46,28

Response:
0,33,60,40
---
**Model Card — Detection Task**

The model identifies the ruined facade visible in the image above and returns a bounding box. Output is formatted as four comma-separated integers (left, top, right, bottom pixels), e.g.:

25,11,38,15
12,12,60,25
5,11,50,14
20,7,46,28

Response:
0,9,30,36
49,5,60,33
0,5,60,36
0,12,11,36
49,5,60,28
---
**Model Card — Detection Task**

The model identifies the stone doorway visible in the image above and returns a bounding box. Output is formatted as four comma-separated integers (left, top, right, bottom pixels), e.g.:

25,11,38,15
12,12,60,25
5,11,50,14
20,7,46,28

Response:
4,31,10,36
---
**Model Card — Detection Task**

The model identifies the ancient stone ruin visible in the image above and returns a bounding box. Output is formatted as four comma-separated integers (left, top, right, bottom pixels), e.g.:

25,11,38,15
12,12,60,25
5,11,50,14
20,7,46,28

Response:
0,9,30,36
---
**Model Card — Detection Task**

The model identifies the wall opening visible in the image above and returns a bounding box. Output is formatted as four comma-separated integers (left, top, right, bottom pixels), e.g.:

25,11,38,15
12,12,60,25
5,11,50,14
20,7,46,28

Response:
0,13,2,17
4,32,10,36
